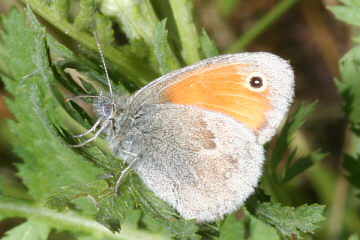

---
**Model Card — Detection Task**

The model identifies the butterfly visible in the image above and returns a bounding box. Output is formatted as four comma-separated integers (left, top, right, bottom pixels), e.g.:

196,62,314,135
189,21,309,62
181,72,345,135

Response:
67,34,295,222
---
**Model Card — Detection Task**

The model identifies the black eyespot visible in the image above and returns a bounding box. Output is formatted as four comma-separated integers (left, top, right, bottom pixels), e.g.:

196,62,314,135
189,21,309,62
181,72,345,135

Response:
249,76,263,88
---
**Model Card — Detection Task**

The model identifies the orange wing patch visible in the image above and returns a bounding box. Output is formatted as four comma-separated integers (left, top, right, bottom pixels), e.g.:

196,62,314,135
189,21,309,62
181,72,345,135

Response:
166,64,270,131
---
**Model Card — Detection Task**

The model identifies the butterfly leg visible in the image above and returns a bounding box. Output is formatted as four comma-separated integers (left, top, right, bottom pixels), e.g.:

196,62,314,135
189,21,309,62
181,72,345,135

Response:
72,118,103,138
115,155,140,195
72,121,109,147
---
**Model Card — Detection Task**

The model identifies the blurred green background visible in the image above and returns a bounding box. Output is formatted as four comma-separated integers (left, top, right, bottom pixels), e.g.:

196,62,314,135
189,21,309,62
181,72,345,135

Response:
0,0,359,239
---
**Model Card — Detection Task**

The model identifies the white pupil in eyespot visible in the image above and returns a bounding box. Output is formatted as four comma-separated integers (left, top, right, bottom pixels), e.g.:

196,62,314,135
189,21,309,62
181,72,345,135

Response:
250,76,263,88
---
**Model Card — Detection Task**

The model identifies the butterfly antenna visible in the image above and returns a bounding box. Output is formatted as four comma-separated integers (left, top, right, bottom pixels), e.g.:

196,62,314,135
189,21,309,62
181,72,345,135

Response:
93,31,113,98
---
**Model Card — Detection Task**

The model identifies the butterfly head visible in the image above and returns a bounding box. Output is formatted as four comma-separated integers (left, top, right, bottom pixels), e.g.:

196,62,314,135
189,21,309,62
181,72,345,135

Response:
92,92,116,120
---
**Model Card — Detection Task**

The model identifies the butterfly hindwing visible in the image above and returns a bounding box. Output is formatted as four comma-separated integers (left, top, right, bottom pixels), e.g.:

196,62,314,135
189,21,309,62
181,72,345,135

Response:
114,104,264,222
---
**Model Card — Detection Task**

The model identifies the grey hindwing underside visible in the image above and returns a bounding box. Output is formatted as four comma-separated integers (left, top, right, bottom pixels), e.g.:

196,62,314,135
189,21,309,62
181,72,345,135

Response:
109,104,265,222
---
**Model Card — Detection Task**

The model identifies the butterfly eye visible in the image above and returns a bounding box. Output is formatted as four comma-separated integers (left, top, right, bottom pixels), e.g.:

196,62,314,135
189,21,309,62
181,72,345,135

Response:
246,72,268,92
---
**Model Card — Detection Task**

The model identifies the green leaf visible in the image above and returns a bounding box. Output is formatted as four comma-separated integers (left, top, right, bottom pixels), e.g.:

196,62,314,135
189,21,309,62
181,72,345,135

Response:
343,154,360,190
200,29,219,58
154,19,181,74
169,0,201,64
328,6,360,27
130,174,200,240
248,215,280,240
336,46,360,134
282,150,328,183
349,234,360,240
2,219,51,240
1,6,101,201
100,0,159,45
51,0,70,20
0,196,162,240
74,0,97,31
226,0,299,53
95,13,115,46
253,203,325,238
340,0,360,7
270,101,317,174
216,0,242,18
219,213,245,240
46,180,109,212
24,0,158,86
95,195,125,233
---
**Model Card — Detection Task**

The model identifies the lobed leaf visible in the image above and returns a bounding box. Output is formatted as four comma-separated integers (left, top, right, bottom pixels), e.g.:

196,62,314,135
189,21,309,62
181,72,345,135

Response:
269,101,318,176
282,150,328,183
130,174,200,240
74,0,98,31
23,0,158,86
154,19,181,74
252,202,325,238
46,180,109,212
95,13,115,46
1,6,101,201
100,0,159,45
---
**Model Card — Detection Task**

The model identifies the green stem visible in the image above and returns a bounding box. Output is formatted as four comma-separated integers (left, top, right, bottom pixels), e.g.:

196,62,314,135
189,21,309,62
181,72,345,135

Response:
169,0,201,64
25,0,157,87
216,0,243,18
327,130,360,239
263,170,283,203
0,197,166,240
291,131,336,205
344,129,360,156
226,0,300,53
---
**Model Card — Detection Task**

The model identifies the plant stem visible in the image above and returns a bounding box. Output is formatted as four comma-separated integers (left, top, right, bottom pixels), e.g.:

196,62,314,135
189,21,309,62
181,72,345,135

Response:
291,131,336,205
327,130,360,240
0,197,166,240
169,0,201,64
25,0,157,87
226,0,300,53
216,0,243,18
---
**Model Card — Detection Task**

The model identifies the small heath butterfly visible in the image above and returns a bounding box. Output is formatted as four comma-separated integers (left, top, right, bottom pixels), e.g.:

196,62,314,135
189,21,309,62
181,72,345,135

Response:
68,35,295,222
